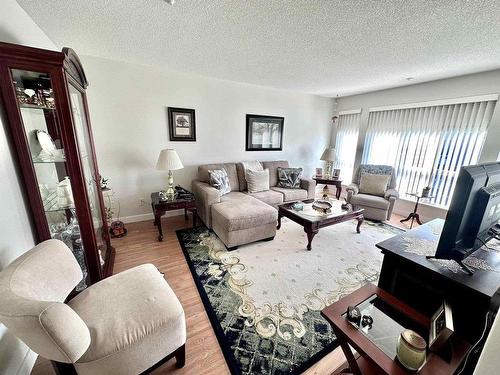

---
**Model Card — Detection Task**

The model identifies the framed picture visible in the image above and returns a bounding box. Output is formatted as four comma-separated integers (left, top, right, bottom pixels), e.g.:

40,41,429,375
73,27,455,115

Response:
168,107,196,141
315,168,323,177
429,301,454,352
246,114,284,151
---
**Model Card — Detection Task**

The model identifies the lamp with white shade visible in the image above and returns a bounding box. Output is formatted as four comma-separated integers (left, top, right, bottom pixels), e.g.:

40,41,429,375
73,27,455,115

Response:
156,149,184,200
320,147,338,178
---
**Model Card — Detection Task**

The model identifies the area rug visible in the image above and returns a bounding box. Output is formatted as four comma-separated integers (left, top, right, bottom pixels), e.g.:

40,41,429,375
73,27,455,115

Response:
177,218,403,375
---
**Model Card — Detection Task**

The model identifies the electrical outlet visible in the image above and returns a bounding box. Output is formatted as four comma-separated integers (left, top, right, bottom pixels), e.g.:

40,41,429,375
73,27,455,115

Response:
139,198,145,206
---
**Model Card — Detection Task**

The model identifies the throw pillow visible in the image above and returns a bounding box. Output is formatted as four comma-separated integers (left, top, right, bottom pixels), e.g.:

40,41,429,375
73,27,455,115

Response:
277,167,302,188
246,169,270,193
208,169,231,195
359,172,391,196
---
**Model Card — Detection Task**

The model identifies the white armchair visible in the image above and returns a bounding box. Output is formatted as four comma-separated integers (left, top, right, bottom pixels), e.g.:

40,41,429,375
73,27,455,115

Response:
0,240,186,375
346,164,399,221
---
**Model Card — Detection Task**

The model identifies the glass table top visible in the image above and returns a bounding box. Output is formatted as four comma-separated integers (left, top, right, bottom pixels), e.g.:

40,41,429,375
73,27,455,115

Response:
342,294,427,360
279,200,362,221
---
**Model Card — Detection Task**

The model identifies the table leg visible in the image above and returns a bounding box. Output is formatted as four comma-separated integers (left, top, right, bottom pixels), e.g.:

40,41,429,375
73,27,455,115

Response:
336,183,342,200
155,213,164,242
414,213,422,226
277,211,282,230
305,228,318,250
356,215,364,233
192,208,197,228
338,339,362,375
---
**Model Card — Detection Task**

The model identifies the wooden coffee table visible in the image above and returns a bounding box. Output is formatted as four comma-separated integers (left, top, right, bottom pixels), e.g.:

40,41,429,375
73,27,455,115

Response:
277,200,364,250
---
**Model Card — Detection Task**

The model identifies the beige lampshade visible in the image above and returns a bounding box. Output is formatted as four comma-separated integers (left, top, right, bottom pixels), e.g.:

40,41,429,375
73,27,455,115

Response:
156,149,184,171
320,147,338,162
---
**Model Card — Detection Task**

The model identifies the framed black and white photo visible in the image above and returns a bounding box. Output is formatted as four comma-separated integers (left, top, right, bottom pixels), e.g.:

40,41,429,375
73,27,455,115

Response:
168,107,196,141
246,114,284,151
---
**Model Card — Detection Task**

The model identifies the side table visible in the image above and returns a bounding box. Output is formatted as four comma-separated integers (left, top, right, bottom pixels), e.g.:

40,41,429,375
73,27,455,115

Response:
321,283,470,375
400,192,434,229
312,176,342,200
151,192,197,242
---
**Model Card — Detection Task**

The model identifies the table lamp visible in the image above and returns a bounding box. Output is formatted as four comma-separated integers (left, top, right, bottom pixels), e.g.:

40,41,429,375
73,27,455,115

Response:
156,149,183,200
320,147,338,178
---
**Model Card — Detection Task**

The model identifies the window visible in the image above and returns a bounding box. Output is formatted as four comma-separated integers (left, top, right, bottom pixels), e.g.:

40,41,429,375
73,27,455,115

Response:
334,110,361,184
362,96,497,207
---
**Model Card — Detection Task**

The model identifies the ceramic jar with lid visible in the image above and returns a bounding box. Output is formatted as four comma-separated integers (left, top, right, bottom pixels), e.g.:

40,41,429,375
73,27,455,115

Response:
396,329,427,371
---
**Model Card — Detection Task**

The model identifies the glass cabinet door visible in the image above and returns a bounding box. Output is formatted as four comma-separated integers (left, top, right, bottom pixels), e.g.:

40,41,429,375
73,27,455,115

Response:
68,84,108,273
10,69,89,290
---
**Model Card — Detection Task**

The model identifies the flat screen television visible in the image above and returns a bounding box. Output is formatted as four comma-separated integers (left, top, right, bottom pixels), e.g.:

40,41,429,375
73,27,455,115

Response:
433,162,500,274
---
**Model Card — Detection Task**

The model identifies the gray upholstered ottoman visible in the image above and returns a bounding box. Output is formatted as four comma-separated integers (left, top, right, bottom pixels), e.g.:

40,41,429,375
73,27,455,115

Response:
211,198,278,250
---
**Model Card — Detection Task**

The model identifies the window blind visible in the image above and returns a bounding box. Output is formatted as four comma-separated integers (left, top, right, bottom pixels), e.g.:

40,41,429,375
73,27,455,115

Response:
334,110,361,184
362,98,497,207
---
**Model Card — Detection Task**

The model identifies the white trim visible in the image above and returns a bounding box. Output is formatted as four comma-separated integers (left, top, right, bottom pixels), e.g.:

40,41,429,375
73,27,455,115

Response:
339,108,362,115
369,93,499,112
120,209,184,224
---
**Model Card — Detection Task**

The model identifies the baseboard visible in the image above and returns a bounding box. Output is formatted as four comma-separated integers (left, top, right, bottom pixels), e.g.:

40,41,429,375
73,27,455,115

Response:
120,209,184,224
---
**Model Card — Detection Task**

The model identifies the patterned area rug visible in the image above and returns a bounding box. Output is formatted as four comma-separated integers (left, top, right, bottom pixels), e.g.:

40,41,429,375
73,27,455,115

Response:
177,218,402,374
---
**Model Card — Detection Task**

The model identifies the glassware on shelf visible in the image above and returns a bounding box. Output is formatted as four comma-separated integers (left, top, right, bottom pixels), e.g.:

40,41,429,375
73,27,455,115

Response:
13,81,27,104
57,177,74,208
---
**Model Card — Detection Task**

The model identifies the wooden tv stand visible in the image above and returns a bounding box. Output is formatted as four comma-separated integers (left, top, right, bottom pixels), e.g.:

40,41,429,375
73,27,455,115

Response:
376,219,500,344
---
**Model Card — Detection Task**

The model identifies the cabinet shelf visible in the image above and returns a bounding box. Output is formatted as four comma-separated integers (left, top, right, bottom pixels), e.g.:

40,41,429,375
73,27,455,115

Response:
19,103,55,111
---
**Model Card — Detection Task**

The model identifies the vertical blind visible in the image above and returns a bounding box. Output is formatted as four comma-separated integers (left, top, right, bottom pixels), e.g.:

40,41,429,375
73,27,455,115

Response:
362,98,497,207
334,111,361,184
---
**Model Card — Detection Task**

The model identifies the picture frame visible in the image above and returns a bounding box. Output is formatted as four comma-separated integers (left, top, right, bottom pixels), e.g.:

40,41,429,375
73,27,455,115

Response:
315,167,323,177
246,114,284,151
429,301,454,352
168,107,196,141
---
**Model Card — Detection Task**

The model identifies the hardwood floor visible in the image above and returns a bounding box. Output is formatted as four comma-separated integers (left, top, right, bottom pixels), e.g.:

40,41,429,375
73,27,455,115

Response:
31,210,412,375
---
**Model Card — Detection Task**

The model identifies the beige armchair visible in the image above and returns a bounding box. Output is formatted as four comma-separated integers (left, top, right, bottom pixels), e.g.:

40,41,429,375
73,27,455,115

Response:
0,240,186,375
346,164,399,221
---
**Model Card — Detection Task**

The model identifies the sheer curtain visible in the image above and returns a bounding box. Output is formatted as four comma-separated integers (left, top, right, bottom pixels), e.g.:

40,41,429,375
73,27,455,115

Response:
362,96,497,207
334,110,361,184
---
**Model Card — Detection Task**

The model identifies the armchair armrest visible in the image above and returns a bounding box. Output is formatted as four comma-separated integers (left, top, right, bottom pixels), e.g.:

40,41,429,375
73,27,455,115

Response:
384,188,399,200
192,180,221,228
300,178,316,199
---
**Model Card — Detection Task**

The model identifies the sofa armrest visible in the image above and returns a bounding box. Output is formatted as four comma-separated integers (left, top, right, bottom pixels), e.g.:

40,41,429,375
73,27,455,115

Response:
192,181,221,228
346,183,359,202
300,178,316,199
384,188,399,200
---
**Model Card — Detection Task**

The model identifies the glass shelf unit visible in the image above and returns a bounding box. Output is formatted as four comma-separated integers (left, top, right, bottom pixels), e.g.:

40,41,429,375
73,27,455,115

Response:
0,42,114,289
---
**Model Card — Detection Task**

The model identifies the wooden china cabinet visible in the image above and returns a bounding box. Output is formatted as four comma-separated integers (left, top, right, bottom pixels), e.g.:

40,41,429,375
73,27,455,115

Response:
0,41,114,289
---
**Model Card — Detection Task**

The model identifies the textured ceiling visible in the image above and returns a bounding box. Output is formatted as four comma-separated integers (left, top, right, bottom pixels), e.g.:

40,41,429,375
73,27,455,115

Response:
16,0,500,97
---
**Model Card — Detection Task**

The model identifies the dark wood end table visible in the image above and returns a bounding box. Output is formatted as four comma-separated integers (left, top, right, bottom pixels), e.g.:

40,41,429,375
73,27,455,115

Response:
277,200,363,250
313,176,343,200
321,283,470,375
151,191,197,242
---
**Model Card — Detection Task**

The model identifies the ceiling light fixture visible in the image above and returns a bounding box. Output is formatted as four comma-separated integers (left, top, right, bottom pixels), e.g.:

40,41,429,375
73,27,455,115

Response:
164,0,176,4
406,77,415,81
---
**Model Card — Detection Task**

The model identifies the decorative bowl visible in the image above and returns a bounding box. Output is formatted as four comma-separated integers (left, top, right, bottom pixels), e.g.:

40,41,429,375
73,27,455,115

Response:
312,200,332,213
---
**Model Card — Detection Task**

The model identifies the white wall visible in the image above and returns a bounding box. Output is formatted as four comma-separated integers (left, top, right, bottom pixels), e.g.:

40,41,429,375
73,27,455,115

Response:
82,55,334,221
0,0,58,373
336,70,500,221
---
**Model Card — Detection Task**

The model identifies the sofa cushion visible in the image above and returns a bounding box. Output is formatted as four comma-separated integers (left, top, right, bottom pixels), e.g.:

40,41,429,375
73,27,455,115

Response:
246,169,270,193
277,167,302,188
247,189,284,206
359,172,390,197
198,163,239,191
350,193,390,210
69,264,185,365
208,169,231,195
211,198,277,232
220,191,255,203
270,187,308,202
262,160,289,187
